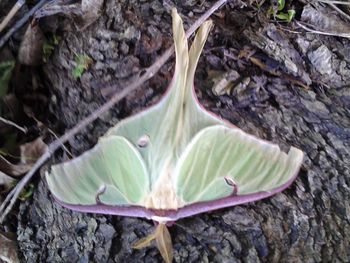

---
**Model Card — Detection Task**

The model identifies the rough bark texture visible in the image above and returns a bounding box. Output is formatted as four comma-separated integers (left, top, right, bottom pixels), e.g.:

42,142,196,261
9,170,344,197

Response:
16,0,350,262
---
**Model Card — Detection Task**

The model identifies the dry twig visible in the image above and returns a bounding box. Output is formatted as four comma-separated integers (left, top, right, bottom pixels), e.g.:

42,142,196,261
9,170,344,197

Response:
327,2,350,22
0,116,27,133
296,21,350,38
0,0,229,223
0,0,48,49
0,0,26,34
314,0,350,5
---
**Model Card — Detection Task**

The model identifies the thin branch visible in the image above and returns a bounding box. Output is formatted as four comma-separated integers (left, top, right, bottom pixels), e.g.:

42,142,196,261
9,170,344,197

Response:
0,0,25,34
327,2,350,22
277,25,303,34
0,116,27,133
0,0,229,223
0,0,48,49
314,0,350,5
295,21,350,38
47,128,74,159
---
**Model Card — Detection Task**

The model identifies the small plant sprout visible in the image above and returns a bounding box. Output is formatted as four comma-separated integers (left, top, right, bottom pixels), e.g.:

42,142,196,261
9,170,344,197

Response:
72,53,93,78
0,61,15,99
268,0,296,22
43,35,60,63
46,9,303,262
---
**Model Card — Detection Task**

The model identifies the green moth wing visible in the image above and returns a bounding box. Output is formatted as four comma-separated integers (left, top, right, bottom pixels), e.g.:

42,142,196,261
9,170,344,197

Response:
46,136,149,206
174,125,303,204
45,9,304,221
105,12,222,186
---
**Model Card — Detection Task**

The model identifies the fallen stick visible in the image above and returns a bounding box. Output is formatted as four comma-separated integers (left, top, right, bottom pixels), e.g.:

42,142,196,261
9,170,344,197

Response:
0,0,229,223
0,116,27,133
0,0,26,34
0,0,48,49
296,21,350,38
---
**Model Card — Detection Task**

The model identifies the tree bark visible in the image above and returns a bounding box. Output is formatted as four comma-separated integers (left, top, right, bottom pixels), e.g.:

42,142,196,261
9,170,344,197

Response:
17,0,350,262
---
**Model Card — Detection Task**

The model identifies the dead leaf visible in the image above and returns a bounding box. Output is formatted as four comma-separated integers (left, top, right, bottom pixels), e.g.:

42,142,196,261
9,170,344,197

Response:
0,231,19,263
20,137,48,165
155,224,173,263
211,70,240,96
0,137,47,176
18,23,44,66
0,60,15,99
139,33,163,54
34,3,82,19
79,0,104,29
1,94,22,127
0,156,31,177
301,4,350,35
81,0,103,16
0,171,15,188
35,0,103,30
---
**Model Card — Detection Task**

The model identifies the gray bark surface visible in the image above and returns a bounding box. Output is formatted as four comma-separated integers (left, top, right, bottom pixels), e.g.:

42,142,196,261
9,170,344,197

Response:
17,0,350,262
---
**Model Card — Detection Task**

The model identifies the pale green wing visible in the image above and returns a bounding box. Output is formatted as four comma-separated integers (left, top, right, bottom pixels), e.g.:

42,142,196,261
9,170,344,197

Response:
177,19,227,151
46,9,304,214
174,125,304,204
105,9,189,186
105,10,223,186
46,136,149,206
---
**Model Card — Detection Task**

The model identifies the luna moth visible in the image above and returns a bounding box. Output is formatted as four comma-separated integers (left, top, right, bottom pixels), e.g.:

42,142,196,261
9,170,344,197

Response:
46,8,303,262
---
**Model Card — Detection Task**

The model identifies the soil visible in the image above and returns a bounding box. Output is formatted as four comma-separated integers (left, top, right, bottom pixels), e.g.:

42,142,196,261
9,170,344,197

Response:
2,0,350,262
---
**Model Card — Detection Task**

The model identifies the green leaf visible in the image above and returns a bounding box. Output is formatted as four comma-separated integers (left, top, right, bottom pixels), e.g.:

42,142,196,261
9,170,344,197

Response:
267,0,295,22
276,9,296,22
278,0,285,11
0,61,15,99
43,35,60,63
72,54,92,79
19,183,34,201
